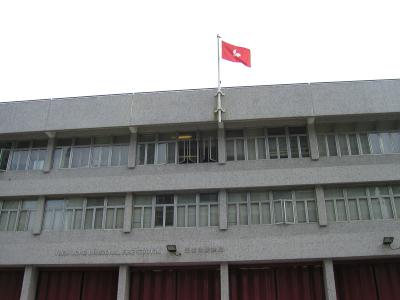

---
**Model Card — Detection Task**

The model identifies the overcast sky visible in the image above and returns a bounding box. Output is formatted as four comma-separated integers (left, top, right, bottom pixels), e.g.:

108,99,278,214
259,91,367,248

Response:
1,0,399,102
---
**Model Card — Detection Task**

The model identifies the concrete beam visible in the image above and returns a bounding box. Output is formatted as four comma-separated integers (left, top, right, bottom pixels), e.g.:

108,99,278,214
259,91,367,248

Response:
117,265,130,300
323,259,337,300
219,190,227,230
32,196,45,235
316,185,328,227
307,117,319,161
123,193,133,233
20,266,38,300
218,127,226,165
220,263,229,300
128,127,137,169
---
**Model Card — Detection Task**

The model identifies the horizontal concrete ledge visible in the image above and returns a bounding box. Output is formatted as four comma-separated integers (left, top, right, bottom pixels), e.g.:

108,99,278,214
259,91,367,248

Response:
0,221,399,265
0,157,399,197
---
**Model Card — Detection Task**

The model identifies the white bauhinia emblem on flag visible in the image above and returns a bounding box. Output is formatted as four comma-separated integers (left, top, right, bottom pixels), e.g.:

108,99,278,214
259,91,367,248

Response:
233,49,241,58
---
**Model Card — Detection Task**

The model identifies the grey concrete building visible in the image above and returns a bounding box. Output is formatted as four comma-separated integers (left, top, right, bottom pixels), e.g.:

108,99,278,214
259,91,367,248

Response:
0,78,400,300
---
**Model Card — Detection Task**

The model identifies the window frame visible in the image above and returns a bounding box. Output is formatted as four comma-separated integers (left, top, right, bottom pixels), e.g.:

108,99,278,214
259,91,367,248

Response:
0,199,37,232
6,141,47,171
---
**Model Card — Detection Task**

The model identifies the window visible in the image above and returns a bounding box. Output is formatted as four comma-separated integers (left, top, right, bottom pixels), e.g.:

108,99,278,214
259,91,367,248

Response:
317,128,400,157
227,189,317,226
2,140,47,171
0,200,36,231
43,196,124,231
226,127,309,161
137,131,217,165
324,185,400,222
53,136,129,169
132,193,219,228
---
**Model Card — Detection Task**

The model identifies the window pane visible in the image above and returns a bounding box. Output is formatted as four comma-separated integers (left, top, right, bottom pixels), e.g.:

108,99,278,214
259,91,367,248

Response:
210,205,219,226
278,137,288,158
273,201,283,223
167,143,176,163
105,209,114,229
296,201,306,223
257,138,266,159
43,211,53,230
188,206,197,227
247,138,256,160
338,135,349,156
146,144,155,164
382,197,394,219
94,209,103,229
200,193,217,203
8,211,17,230
324,188,343,198
261,203,271,224
239,204,248,225
348,134,359,155
3,201,19,209
348,199,359,220
273,191,292,200
369,133,382,154
251,203,260,224
359,198,370,220
236,140,245,160
84,210,93,229
228,192,247,203
119,145,128,166
22,200,36,210
87,198,104,207
143,207,152,228
381,133,393,153
359,134,371,154
327,135,338,156
347,187,366,197
155,207,163,227
18,150,29,170
299,136,309,157
326,200,335,222
336,200,347,221
285,201,294,223
137,144,145,165
371,198,383,219
157,143,167,164
268,138,277,159
251,192,268,202
116,208,123,228
165,206,174,226
177,207,185,227
295,190,315,199
394,197,400,218
133,207,142,228
156,195,174,205
391,132,400,153
17,211,27,231
91,147,102,167
177,194,196,204
289,136,299,158
379,186,389,195
317,136,327,157
0,213,8,231
228,205,237,225
74,210,82,229
199,206,208,226
226,140,235,161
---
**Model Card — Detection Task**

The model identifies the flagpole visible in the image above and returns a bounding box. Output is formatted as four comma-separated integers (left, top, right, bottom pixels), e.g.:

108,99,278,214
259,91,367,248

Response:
216,34,224,125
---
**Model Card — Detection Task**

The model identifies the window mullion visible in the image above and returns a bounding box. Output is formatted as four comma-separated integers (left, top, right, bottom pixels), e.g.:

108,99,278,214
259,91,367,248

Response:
246,192,251,225
196,193,200,227
343,188,350,221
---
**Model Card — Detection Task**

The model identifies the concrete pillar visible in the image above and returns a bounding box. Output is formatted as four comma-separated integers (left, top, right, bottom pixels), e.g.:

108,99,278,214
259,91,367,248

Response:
307,117,319,160
32,196,45,235
123,193,133,233
43,132,56,173
217,126,226,165
220,263,229,300
323,259,337,300
128,127,138,169
117,265,130,300
316,185,328,226
20,266,38,300
219,190,228,230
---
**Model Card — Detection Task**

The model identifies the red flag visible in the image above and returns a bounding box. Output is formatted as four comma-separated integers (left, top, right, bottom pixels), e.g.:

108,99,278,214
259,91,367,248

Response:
221,40,251,67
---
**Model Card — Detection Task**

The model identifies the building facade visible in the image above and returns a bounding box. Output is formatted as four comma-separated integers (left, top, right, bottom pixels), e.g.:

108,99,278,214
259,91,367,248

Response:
0,79,400,300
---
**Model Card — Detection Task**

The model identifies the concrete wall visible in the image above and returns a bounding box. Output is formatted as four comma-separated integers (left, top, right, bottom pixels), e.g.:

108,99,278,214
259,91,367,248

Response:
1,79,400,135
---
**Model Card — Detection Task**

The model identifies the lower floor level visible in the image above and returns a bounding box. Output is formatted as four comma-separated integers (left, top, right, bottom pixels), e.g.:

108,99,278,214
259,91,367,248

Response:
1,258,400,300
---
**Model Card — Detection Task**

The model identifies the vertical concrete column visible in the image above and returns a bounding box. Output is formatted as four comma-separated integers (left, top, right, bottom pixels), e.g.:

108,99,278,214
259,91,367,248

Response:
20,266,38,300
220,263,229,300
307,117,319,160
32,196,45,235
218,126,226,165
43,132,56,173
316,185,328,226
323,259,337,300
219,189,228,230
128,127,138,169
123,193,133,233
117,265,130,300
